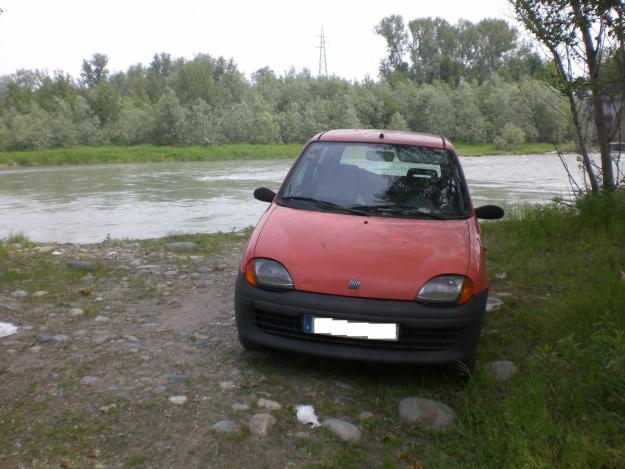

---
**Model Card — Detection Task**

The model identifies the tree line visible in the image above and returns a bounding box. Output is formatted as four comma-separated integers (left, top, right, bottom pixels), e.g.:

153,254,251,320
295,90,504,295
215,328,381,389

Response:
0,17,572,151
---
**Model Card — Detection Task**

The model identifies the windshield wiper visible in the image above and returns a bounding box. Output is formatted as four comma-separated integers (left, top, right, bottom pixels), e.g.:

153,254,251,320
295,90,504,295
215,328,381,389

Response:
349,204,447,219
279,196,370,216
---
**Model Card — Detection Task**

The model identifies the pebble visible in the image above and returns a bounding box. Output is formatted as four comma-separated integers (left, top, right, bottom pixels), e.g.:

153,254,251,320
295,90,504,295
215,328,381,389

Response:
485,360,519,381
398,397,456,431
11,290,28,298
219,381,236,390
196,266,212,274
257,398,282,411
486,297,503,312
165,241,199,252
358,411,374,420
36,334,52,344
94,315,110,323
93,335,110,345
52,334,70,342
30,345,42,353
68,307,85,317
124,334,140,343
168,395,187,405
80,376,98,385
248,413,277,437
129,259,142,267
166,372,188,384
33,290,49,297
67,260,95,271
231,402,250,411
81,273,95,282
495,272,507,280
211,420,240,434
322,418,362,442
153,385,167,394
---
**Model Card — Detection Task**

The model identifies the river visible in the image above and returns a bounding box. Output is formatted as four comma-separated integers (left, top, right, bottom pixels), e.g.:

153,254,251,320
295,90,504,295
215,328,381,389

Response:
0,153,596,243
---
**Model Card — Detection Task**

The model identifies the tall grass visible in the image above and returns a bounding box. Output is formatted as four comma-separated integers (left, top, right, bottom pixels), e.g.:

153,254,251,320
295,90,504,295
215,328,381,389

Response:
428,190,625,467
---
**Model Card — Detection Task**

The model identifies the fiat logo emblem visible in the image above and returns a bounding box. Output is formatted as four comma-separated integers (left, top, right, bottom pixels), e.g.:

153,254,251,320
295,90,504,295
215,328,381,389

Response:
348,279,361,289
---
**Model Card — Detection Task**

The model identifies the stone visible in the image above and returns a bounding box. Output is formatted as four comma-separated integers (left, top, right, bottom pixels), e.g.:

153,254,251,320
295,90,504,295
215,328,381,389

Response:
485,360,518,381
495,272,507,280
398,397,456,431
322,418,362,442
94,335,109,345
11,290,28,298
165,241,199,252
52,334,70,342
196,266,211,274
166,372,188,384
67,260,94,271
68,307,85,317
36,334,52,344
257,398,282,411
486,297,503,312
124,334,140,343
211,420,239,434
81,273,95,282
231,402,250,411
358,411,374,420
248,413,276,437
128,259,142,268
219,381,236,390
33,290,49,297
168,395,187,405
94,315,110,323
80,376,98,385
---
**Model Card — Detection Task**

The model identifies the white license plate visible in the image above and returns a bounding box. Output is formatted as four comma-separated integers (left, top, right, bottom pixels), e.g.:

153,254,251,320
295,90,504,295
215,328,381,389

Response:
304,315,398,341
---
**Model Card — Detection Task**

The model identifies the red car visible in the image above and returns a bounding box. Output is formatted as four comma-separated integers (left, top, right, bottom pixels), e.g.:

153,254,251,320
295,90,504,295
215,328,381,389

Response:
235,129,503,372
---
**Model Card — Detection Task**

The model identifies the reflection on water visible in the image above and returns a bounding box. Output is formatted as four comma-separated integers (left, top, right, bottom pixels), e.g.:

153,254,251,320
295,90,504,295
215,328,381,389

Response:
0,153,605,243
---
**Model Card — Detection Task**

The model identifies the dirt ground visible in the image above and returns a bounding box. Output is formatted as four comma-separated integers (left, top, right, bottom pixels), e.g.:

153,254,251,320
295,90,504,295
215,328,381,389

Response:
1,236,462,468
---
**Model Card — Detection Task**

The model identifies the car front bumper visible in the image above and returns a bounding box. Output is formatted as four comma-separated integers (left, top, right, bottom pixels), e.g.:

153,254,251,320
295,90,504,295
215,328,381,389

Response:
234,272,488,364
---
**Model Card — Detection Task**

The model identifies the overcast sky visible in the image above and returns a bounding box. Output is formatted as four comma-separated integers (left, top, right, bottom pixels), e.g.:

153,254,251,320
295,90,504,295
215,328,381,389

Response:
0,0,518,81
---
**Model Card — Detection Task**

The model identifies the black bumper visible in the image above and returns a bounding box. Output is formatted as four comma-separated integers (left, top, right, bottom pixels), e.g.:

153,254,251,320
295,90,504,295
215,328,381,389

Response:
234,272,487,364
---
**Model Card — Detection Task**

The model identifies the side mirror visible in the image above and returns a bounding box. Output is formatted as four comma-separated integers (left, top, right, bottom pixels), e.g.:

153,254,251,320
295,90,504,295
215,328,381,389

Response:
475,205,504,220
254,187,276,203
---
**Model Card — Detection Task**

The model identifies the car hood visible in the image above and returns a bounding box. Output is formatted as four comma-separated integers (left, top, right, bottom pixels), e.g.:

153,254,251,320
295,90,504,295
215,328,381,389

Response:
254,205,470,301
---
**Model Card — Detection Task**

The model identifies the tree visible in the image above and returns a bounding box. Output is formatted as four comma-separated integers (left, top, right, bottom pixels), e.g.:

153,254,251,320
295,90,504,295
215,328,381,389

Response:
512,0,625,192
80,53,109,89
374,15,409,77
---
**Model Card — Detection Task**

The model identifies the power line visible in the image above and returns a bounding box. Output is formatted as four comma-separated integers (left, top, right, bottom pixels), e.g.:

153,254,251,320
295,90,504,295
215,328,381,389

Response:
316,26,328,77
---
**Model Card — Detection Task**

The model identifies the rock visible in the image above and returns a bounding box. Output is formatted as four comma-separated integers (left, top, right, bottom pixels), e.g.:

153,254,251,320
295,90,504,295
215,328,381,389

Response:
36,334,52,344
322,418,362,442
485,360,519,381
211,420,239,434
168,395,187,405
358,411,374,420
219,381,236,390
398,397,456,431
165,241,199,252
67,260,94,271
257,398,282,411
153,385,167,394
495,272,507,280
486,297,503,312
33,290,49,297
248,413,276,437
94,315,110,323
68,307,84,317
36,245,54,253
231,403,250,411
128,259,142,268
52,334,70,342
93,335,110,345
124,243,141,250
196,266,211,274
30,345,42,353
11,290,28,298
166,372,188,384
81,273,95,282
80,376,98,385
124,334,140,343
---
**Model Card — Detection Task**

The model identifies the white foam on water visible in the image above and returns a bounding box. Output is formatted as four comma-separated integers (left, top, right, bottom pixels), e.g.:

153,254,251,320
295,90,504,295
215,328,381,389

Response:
0,322,18,337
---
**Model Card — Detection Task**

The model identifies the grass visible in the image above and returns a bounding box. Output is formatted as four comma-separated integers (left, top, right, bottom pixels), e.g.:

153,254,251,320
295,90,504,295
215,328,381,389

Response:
0,142,573,167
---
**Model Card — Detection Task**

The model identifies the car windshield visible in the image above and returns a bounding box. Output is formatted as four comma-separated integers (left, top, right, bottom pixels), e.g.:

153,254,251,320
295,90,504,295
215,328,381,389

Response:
278,141,470,219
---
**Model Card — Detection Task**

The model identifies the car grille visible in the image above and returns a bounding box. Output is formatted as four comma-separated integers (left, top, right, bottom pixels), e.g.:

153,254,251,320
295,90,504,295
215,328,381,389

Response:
253,309,457,351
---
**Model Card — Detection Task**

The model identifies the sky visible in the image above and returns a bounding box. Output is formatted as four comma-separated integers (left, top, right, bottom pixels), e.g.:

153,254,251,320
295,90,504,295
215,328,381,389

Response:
0,0,518,81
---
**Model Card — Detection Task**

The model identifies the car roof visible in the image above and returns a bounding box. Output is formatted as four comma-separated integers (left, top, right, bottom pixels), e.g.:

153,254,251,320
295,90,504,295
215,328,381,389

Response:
309,129,453,150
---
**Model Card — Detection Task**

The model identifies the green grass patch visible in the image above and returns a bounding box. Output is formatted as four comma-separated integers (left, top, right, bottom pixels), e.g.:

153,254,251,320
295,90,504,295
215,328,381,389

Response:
0,142,572,167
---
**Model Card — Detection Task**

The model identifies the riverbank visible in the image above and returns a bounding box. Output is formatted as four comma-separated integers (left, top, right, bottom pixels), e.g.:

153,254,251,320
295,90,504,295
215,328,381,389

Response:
0,142,570,167
1,192,623,467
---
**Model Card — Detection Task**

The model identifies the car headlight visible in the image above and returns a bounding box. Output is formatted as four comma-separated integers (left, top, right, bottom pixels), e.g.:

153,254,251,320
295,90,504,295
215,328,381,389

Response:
245,258,293,290
417,275,473,305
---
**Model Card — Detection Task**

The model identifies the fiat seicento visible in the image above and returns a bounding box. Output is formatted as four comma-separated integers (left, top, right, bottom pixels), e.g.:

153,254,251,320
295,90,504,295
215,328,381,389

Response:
235,129,503,371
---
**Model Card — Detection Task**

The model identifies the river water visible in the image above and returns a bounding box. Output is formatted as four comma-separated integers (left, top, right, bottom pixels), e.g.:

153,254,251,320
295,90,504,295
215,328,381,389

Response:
0,153,595,243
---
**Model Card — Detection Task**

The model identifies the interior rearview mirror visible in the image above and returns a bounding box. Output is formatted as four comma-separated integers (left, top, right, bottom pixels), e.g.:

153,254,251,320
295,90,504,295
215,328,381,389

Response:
254,187,276,203
475,205,504,220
